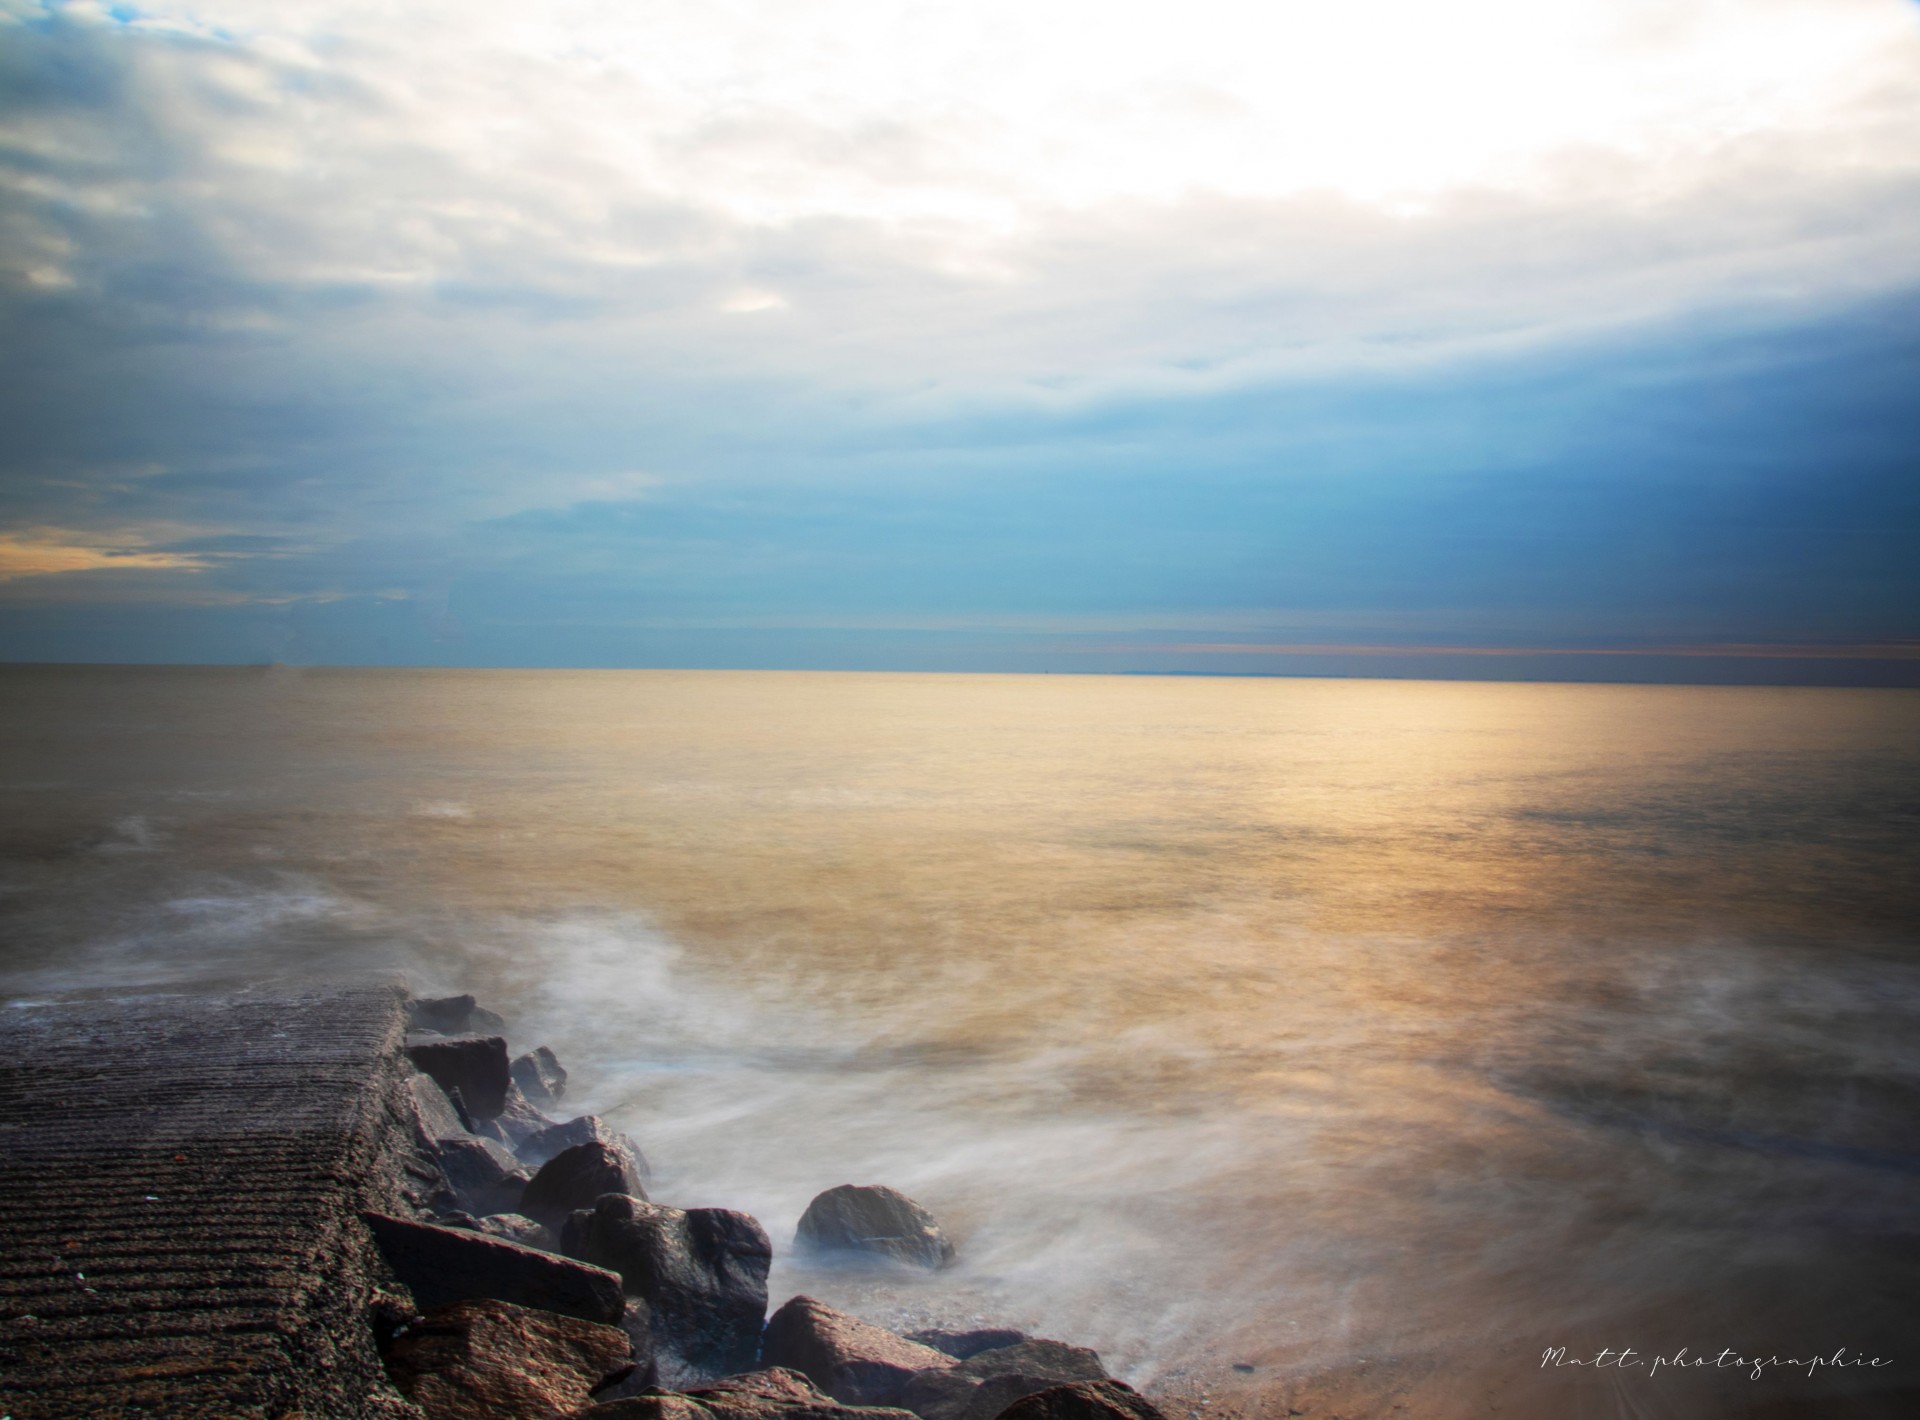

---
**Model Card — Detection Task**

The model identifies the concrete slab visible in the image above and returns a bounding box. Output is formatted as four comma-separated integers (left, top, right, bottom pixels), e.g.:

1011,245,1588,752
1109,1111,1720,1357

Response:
0,983,418,1418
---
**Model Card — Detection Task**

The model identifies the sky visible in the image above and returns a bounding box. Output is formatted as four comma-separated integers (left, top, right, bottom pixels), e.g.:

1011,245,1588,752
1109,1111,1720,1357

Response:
2,0,1918,682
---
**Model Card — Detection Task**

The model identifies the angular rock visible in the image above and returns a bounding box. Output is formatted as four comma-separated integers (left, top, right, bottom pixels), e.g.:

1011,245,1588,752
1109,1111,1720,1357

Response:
522,1113,653,1180
514,1045,570,1106
906,1373,1082,1420
691,1369,829,1406
793,1184,954,1271
363,1211,626,1325
899,1343,1109,1420
561,1193,771,1384
407,1070,470,1143
759,1295,956,1406
499,1082,561,1143
908,1330,1031,1361
464,1211,558,1250
523,1140,650,1226
408,993,508,1036
570,1367,922,1420
408,1034,513,1120
436,1134,530,1216
896,1370,983,1420
954,1341,1106,1385
988,1382,1165,1420
382,1297,634,1420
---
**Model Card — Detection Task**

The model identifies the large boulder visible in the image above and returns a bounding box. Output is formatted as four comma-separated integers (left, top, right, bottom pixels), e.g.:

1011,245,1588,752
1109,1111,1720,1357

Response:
897,1341,1110,1420
363,1211,626,1325
569,1367,922,1420
908,1330,1031,1361
436,1134,530,1217
408,993,508,1036
561,1193,771,1385
521,1114,652,1180
759,1295,956,1406
382,1297,633,1419
988,1382,1166,1420
793,1185,953,1271
513,1045,570,1106
408,1034,513,1120
522,1141,650,1226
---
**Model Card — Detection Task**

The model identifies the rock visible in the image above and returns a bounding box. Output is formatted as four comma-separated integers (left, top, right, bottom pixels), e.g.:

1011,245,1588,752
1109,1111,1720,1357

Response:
436,1134,530,1216
793,1184,954,1271
899,1343,1109,1420
759,1295,956,1406
691,1369,828,1405
684,1368,921,1420
569,1367,922,1420
382,1297,634,1420
408,993,508,1036
407,1070,470,1142
522,1141,650,1226
521,1113,653,1180
908,1330,1031,1361
513,1045,570,1106
408,1034,513,1120
898,1373,1067,1420
953,1342,1106,1385
474,1082,561,1151
465,1211,558,1250
896,1370,982,1420
363,1211,627,1325
987,1382,1166,1420
560,1193,771,1385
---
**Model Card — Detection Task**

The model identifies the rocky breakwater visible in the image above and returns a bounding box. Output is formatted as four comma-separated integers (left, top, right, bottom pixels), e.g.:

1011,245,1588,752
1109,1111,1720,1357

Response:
375,992,1175,1420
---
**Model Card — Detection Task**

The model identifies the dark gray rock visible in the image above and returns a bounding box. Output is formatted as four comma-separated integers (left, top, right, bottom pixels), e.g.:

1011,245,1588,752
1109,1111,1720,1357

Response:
561,1193,771,1385
408,993,507,1036
382,1297,634,1419
522,1113,653,1180
407,1070,469,1142
513,1044,570,1106
759,1295,956,1406
362,1211,626,1325
988,1382,1165,1420
436,1134,530,1216
793,1184,953,1271
899,1342,1109,1420
473,1082,560,1150
466,1211,558,1250
407,1033,512,1120
933,1374,1085,1420
954,1341,1106,1384
522,1141,649,1226
569,1367,922,1420
908,1330,1031,1361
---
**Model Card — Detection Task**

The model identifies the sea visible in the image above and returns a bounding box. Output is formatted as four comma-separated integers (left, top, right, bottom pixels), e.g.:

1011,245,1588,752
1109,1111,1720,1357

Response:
2,665,1916,1419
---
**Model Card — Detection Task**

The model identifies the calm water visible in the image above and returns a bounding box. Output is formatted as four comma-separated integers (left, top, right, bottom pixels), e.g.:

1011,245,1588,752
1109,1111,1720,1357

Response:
3,666,1917,1418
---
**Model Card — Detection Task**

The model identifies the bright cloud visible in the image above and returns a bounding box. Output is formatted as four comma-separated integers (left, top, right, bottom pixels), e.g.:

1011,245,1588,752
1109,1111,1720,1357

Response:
0,527,208,582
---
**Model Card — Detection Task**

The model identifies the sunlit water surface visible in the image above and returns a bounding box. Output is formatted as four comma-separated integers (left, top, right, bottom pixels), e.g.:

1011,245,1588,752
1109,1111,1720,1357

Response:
3,667,1916,1418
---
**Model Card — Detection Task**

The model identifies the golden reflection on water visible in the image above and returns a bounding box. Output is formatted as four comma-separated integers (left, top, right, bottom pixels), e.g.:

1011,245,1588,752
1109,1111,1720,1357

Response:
2,667,1917,1417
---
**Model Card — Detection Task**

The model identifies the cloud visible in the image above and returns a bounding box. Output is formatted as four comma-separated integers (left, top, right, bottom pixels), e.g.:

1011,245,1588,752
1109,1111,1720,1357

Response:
0,0,1916,672
0,525,208,582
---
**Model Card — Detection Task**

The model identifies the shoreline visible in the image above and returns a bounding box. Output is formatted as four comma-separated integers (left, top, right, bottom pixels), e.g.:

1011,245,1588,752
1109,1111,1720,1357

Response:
5,979,1915,1420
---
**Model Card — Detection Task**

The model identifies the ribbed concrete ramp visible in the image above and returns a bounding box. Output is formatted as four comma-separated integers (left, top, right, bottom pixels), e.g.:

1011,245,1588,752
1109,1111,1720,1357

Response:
0,983,417,1419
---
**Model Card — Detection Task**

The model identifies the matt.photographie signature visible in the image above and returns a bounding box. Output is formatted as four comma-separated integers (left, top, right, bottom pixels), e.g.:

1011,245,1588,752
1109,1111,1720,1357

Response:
1542,1346,1894,1381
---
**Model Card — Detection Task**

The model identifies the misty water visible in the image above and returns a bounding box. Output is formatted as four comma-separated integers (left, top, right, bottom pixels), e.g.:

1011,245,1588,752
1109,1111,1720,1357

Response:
3,666,1916,1418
